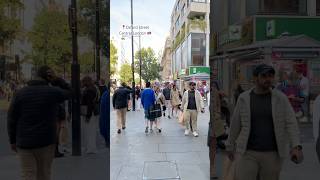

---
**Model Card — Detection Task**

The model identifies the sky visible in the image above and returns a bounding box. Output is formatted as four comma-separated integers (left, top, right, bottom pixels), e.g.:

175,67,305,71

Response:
111,0,176,69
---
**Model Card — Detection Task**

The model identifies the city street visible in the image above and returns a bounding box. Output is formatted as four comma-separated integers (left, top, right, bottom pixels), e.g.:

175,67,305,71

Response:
110,100,320,180
110,103,211,180
0,107,108,180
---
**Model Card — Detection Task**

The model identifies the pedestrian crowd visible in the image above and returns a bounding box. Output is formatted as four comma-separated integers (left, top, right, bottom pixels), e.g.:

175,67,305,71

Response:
112,80,208,137
6,66,109,180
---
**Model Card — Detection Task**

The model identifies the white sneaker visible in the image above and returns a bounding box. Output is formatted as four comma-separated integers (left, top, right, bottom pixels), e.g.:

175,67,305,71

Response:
184,130,190,136
299,116,308,123
193,131,199,137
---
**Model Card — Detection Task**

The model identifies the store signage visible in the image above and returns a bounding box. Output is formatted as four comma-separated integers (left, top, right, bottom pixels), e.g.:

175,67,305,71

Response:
189,66,210,75
218,25,244,47
272,51,319,59
229,25,242,40
266,20,276,37
179,69,186,76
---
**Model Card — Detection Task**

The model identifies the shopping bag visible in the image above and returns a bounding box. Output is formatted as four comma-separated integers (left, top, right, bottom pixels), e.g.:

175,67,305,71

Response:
178,111,184,125
148,103,162,119
222,154,236,180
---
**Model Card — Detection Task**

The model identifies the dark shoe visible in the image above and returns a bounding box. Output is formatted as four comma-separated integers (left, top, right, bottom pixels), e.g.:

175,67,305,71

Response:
168,115,171,119
55,152,64,158
122,126,126,130
210,177,218,180
163,113,166,117
117,129,121,134
145,127,148,133
158,128,162,133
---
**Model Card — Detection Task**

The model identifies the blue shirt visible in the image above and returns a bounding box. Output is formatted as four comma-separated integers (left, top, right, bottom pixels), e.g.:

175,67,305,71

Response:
99,90,109,147
141,88,155,110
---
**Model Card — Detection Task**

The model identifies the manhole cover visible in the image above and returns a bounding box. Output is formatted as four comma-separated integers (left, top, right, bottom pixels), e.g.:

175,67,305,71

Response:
142,161,180,180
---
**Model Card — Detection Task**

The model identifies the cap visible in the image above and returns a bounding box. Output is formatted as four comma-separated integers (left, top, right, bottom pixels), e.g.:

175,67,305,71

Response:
253,64,275,76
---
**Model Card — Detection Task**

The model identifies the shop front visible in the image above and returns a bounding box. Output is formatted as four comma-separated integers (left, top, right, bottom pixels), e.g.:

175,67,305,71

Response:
212,35,320,112
177,66,210,92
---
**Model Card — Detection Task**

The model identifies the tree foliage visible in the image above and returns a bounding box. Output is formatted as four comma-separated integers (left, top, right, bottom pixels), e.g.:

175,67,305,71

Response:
28,6,71,74
79,51,94,73
134,47,162,82
0,0,23,50
110,41,117,76
78,0,109,56
119,63,132,85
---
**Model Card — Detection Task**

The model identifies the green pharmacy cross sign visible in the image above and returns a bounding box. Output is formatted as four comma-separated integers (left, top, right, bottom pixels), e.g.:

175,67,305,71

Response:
189,66,210,75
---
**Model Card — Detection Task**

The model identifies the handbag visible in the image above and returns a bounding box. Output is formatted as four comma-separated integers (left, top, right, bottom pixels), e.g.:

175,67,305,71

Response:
148,103,162,119
162,105,167,112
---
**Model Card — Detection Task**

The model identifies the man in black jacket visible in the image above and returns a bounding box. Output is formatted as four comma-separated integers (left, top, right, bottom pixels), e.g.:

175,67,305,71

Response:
112,82,132,134
7,66,71,180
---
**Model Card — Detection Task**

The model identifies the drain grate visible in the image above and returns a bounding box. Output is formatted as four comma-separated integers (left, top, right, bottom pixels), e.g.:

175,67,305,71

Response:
142,161,181,180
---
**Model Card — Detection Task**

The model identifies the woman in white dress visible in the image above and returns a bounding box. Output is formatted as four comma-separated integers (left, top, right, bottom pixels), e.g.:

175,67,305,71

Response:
154,86,165,133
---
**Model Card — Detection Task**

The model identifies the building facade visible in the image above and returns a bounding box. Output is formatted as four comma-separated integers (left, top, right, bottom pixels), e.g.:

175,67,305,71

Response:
210,0,320,106
170,0,210,89
161,38,172,81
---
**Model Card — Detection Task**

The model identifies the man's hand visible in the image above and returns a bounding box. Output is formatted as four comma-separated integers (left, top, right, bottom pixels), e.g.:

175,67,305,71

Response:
290,146,304,164
11,144,17,153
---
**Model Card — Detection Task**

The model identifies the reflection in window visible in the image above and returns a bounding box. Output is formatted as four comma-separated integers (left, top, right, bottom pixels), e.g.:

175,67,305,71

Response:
192,0,207,3
261,0,307,14
175,47,181,73
191,33,206,66
181,40,188,69
317,0,320,15
181,4,186,17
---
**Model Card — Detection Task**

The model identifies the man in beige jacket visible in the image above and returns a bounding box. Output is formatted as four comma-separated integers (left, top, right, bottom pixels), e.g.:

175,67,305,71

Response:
182,81,205,137
226,64,303,180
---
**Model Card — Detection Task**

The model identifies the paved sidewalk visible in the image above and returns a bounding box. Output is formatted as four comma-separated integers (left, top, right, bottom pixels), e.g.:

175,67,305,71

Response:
0,110,108,180
110,104,320,180
110,107,211,180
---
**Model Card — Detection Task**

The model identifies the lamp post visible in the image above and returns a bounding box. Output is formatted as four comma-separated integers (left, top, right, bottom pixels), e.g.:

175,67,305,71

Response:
139,34,142,88
69,0,81,156
130,0,136,111
95,0,101,82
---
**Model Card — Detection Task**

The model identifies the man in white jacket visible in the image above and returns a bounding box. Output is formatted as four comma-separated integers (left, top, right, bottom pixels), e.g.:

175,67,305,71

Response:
181,81,205,137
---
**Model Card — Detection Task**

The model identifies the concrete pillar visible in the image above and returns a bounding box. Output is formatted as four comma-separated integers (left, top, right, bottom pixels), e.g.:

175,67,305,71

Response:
223,0,229,27
240,0,246,20
206,3,210,67
308,0,317,16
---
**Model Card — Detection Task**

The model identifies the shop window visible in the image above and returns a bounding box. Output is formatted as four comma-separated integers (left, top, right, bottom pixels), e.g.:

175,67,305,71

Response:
261,0,307,15
175,16,180,30
181,4,186,17
191,33,206,66
246,0,260,16
192,0,207,3
192,53,205,66
317,0,320,15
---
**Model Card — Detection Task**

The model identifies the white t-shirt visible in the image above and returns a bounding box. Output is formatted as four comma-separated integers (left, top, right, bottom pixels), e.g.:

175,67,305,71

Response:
299,76,309,97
